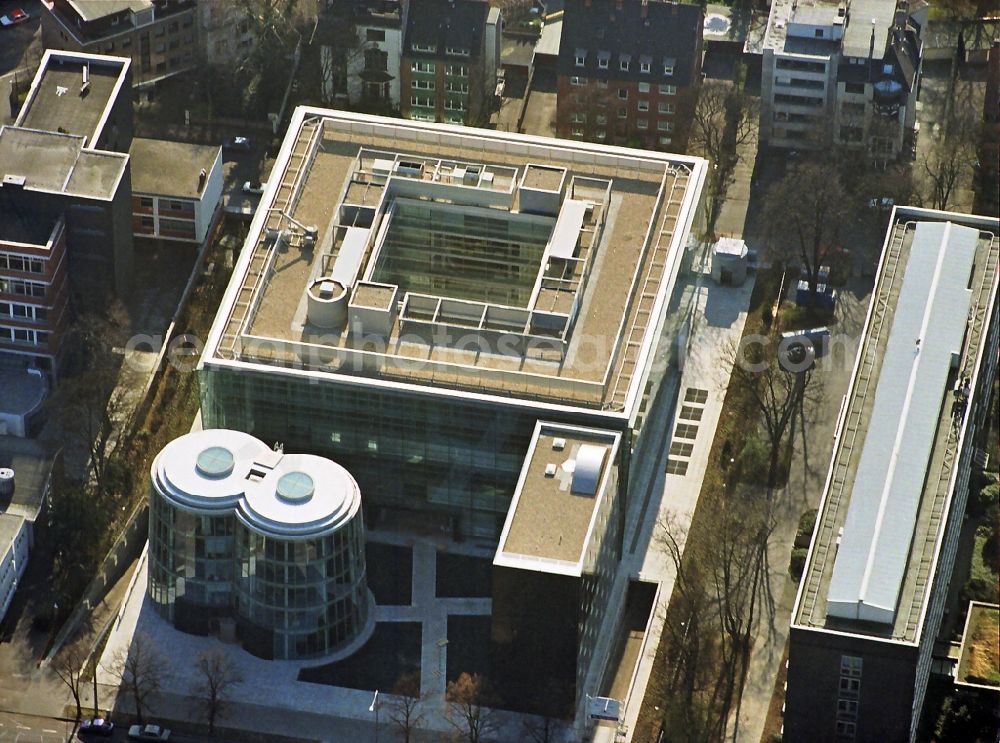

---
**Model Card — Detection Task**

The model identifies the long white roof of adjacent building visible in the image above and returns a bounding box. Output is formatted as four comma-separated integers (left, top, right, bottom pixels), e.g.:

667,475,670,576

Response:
826,221,978,624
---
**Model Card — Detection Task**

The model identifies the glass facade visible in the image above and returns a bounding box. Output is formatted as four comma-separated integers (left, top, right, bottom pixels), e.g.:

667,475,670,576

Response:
234,518,368,660
199,368,621,539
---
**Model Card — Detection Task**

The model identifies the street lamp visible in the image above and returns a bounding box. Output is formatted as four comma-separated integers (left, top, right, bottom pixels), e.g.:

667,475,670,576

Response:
369,689,380,743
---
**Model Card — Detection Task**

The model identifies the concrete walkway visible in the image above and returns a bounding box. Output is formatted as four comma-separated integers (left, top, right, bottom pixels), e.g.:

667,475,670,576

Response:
592,270,756,743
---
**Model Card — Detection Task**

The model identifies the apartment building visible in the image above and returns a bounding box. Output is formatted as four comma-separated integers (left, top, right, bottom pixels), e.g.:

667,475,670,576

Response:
330,0,408,108
129,138,223,244
785,208,999,742
41,0,198,88
0,213,70,378
399,0,501,124
195,1,254,65
4,50,135,299
556,0,704,150
756,0,925,156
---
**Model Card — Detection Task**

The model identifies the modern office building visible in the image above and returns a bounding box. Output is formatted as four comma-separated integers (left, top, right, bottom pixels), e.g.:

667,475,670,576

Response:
3,50,135,298
399,0,502,124
786,207,1000,742
754,0,925,157
41,0,198,89
197,107,707,542
556,0,704,150
128,138,223,244
492,422,624,711
148,428,372,661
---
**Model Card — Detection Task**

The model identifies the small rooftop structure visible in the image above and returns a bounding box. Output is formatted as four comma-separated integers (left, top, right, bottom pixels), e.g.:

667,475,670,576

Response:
711,237,749,286
0,436,55,522
15,50,130,146
955,602,1000,691
494,422,621,574
0,364,49,438
128,138,222,199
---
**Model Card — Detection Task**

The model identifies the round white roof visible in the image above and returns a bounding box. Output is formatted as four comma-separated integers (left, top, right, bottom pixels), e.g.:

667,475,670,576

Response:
151,429,269,513
239,453,362,539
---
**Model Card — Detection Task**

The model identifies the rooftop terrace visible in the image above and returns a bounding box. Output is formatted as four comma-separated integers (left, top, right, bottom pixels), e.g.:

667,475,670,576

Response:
494,423,620,573
793,211,999,644
202,109,705,413
17,52,128,145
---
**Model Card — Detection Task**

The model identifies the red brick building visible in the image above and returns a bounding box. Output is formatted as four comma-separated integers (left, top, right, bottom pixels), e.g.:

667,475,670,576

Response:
556,0,703,150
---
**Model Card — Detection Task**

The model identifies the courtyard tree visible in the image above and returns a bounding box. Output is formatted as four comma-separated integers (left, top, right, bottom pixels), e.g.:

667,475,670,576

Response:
445,672,498,743
192,649,244,735
51,641,88,721
920,106,981,212
385,672,425,743
761,163,851,300
108,632,167,725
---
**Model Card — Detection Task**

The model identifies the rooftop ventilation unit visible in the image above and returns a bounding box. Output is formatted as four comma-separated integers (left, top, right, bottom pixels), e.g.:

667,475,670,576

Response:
2,174,26,189
552,437,566,450
544,463,557,477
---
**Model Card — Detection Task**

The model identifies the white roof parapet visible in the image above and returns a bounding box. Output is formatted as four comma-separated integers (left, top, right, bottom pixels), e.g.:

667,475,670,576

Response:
826,222,978,624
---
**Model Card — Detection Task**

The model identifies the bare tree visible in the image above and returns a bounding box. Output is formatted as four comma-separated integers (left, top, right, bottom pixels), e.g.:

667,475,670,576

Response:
761,163,851,299
51,641,88,721
192,649,244,735
384,672,425,743
108,633,167,725
920,108,980,211
686,80,759,236
445,673,498,743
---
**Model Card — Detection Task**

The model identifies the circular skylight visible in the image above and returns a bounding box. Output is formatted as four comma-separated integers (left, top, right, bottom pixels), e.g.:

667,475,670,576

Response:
276,471,315,502
196,446,235,478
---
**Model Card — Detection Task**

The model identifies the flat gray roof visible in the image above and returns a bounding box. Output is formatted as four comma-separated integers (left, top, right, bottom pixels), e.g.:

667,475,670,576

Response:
129,138,221,198
0,127,127,200
794,210,1000,644
0,366,49,418
0,435,54,522
201,109,706,414
17,55,127,145
66,0,150,22
842,0,897,58
495,423,620,572
0,513,26,556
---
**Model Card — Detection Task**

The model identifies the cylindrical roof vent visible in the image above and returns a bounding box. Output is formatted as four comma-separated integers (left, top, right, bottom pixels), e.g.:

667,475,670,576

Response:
307,277,349,329
0,468,14,497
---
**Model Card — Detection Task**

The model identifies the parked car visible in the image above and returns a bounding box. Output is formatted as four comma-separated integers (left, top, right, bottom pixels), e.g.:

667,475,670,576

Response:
77,718,115,738
226,136,252,151
0,8,29,26
242,180,265,195
868,196,895,210
127,724,171,741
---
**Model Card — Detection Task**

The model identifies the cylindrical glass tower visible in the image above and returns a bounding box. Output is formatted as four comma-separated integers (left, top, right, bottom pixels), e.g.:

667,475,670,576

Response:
147,429,372,660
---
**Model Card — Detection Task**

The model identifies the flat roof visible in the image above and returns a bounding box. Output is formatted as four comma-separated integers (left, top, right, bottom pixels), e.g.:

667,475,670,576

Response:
0,127,127,200
793,209,1000,644
956,602,1000,689
0,513,26,556
17,52,129,145
66,0,151,22
761,0,841,55
842,0,897,58
0,205,59,246
129,138,221,198
0,366,49,418
200,108,706,415
494,422,620,574
0,435,55,522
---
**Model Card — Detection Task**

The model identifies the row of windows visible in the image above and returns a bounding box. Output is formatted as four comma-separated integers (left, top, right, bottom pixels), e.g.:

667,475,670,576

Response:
0,253,46,274
412,43,470,57
572,101,676,120
0,302,49,322
0,325,49,346
0,278,46,298
575,52,674,76
570,78,677,96
410,62,469,76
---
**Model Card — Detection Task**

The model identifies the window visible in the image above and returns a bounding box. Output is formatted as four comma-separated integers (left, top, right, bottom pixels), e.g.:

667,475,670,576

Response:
595,130,606,140
443,99,466,111
598,54,609,69
638,100,649,111
571,76,585,86
445,81,469,93
595,113,608,124
619,55,630,71
411,61,436,74
447,46,471,57
658,136,673,146
657,120,673,132
139,196,154,209
575,50,586,66
571,126,584,137
570,112,587,123
366,28,386,42
637,118,648,130
141,216,154,229
617,107,627,119
835,721,856,739
596,78,608,88
640,61,650,73
845,82,865,94
446,64,468,77
412,42,437,53
837,700,859,716
638,82,650,93
659,84,677,95
840,656,863,677
412,79,435,90
663,59,675,76
155,42,166,53
410,95,433,108
815,28,824,38
618,88,628,100
658,101,675,114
